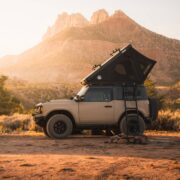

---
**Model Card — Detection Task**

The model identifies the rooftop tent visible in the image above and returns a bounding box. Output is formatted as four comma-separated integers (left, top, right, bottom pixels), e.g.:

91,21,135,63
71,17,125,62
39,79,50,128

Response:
82,44,156,85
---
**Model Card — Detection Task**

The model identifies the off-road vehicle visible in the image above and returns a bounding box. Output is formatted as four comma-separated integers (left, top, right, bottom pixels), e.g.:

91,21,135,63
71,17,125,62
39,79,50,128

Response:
33,44,158,139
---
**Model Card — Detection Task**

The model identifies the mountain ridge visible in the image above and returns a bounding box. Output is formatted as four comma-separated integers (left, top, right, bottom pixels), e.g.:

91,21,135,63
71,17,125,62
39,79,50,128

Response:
0,9,179,85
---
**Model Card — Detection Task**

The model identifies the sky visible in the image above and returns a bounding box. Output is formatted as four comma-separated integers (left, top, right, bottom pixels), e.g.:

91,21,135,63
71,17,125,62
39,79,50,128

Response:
0,0,179,57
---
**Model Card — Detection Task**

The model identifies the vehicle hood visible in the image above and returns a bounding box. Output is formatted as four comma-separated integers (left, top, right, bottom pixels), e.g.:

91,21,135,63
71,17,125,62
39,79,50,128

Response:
48,99,73,104
39,99,77,116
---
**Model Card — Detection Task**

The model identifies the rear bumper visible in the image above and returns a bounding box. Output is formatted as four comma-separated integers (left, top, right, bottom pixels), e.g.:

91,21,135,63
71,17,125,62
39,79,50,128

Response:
32,113,46,127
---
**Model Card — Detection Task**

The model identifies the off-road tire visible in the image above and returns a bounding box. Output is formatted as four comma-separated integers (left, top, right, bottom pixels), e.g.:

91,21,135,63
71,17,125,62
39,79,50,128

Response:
46,114,73,139
120,114,145,136
43,126,50,137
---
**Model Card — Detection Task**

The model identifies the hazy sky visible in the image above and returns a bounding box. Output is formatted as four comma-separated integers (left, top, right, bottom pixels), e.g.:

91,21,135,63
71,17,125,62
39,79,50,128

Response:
0,0,179,57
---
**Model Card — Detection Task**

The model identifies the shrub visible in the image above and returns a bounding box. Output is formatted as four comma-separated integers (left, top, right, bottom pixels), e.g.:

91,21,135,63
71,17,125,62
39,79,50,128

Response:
151,109,180,131
0,113,41,133
162,82,180,110
0,75,24,115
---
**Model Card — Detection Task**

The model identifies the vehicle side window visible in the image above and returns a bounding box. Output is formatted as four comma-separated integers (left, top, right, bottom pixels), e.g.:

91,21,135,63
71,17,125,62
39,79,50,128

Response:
116,86,148,100
136,87,148,99
116,87,123,99
84,88,112,102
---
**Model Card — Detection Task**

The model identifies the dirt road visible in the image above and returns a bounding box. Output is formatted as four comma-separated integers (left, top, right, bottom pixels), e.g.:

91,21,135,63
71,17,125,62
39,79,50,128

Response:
0,132,180,179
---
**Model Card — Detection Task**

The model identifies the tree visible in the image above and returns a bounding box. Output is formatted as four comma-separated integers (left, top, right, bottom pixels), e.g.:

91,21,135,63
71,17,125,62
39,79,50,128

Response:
0,75,23,115
145,78,164,109
144,78,157,97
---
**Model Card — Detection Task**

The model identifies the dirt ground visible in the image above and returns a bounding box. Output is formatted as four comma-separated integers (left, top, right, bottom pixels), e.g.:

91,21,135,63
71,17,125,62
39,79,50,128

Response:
0,132,180,180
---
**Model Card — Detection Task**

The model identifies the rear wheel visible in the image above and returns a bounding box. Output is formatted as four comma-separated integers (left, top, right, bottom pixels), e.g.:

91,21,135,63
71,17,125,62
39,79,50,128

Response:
120,114,145,136
46,114,73,139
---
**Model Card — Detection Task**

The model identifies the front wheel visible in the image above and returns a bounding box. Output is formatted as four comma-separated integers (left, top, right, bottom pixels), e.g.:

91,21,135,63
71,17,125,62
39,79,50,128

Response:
46,114,73,139
43,126,50,137
120,114,145,136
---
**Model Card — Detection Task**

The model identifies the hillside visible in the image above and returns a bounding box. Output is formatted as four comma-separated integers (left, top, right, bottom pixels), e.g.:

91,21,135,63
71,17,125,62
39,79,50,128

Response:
0,9,180,85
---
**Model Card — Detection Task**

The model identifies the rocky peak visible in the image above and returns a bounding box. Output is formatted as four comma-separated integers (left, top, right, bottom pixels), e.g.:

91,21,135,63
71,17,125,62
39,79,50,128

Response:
112,10,129,19
90,9,109,24
43,12,88,39
43,9,129,40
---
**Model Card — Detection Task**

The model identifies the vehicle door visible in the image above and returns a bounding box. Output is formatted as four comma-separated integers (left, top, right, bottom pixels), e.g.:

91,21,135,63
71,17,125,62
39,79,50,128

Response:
78,87,114,124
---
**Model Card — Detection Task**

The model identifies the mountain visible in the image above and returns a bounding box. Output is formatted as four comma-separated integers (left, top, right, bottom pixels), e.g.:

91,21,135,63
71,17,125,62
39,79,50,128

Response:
90,9,109,24
0,55,18,67
0,9,179,85
43,12,89,40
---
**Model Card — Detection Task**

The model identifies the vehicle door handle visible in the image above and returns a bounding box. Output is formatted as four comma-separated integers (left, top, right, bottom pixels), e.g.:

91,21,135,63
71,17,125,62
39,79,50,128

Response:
104,105,112,108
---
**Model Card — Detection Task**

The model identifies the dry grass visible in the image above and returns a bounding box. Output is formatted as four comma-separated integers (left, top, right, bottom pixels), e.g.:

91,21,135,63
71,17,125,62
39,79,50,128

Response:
0,113,39,133
151,109,180,131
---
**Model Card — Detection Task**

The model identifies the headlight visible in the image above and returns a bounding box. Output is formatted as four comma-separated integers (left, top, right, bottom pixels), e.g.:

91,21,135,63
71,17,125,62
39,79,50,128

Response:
35,103,43,114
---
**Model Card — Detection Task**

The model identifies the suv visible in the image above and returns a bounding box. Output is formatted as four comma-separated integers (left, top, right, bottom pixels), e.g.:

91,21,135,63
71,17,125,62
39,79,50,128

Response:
33,44,158,138
33,85,157,138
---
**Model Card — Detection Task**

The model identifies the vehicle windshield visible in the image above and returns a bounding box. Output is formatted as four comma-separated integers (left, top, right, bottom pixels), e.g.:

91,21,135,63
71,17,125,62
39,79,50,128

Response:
76,86,88,97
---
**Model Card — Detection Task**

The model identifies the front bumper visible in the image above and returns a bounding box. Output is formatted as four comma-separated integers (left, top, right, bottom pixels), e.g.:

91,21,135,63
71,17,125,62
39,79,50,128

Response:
32,113,46,127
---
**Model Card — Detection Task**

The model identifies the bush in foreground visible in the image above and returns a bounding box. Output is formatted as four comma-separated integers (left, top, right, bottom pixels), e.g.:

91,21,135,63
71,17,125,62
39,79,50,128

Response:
0,113,40,133
151,110,180,131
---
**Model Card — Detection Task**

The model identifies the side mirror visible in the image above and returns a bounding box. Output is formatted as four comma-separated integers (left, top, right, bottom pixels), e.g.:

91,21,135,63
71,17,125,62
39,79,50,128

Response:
80,95,85,101
74,95,84,102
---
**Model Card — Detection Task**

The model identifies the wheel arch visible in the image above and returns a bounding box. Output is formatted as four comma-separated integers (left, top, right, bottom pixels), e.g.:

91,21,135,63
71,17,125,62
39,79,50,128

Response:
45,110,76,128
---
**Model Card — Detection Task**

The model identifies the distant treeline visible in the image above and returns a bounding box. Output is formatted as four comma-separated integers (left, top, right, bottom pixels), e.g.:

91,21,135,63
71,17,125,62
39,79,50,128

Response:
0,75,179,115
0,76,23,115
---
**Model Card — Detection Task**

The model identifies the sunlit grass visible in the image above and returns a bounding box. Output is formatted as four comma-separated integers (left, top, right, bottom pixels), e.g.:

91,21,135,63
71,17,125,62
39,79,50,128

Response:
151,109,180,131
0,113,40,133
